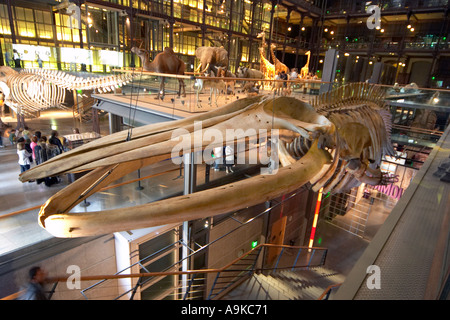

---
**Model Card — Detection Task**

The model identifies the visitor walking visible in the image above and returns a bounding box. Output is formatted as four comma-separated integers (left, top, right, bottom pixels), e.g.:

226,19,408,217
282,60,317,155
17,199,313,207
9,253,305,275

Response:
9,129,16,145
213,146,223,171
22,126,31,141
13,49,21,69
224,145,234,173
19,267,48,300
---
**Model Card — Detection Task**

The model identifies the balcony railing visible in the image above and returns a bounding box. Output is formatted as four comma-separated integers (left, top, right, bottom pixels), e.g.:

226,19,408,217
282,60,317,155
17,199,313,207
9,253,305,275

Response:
322,40,450,52
326,0,449,15
2,244,329,300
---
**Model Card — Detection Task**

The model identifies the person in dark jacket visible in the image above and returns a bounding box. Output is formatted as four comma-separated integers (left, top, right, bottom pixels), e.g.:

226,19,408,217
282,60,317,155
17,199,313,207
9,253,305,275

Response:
13,49,21,69
19,266,48,300
49,130,64,154
34,137,48,165
34,137,58,186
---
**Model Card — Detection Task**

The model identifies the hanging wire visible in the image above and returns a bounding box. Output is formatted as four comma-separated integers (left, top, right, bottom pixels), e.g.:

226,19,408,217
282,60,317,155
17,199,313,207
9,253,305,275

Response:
125,8,144,142
125,67,143,142
271,0,281,132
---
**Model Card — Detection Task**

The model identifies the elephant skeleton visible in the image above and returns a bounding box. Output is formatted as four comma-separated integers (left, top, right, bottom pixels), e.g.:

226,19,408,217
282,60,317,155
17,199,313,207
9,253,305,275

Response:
19,83,395,238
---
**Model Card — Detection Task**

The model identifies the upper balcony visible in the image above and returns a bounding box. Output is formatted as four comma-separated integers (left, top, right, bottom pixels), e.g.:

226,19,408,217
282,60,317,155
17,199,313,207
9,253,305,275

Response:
325,0,449,18
322,39,450,54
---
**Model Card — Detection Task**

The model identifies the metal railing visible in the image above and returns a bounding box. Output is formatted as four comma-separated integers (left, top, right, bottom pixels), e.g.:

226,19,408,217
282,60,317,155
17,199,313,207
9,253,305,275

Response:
108,243,327,300
71,188,329,301
3,243,328,300
317,283,342,300
206,244,329,300
109,68,329,114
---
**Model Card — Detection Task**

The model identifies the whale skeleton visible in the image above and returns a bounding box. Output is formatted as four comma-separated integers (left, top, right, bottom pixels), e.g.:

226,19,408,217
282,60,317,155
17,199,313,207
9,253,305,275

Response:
0,66,133,116
19,83,396,238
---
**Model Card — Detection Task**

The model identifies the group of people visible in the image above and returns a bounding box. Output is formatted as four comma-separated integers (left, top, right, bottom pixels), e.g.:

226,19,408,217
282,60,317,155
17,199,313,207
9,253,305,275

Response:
12,127,67,185
273,68,320,96
4,49,44,69
273,70,292,96
4,49,22,69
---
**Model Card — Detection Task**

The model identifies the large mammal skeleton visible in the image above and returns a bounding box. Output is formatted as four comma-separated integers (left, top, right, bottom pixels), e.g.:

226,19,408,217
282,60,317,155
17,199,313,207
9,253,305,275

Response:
0,66,132,116
19,83,395,238
24,68,133,92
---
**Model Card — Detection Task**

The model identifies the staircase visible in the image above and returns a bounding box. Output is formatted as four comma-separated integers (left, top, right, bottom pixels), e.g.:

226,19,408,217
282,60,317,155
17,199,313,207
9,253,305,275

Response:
73,96,97,123
222,267,345,300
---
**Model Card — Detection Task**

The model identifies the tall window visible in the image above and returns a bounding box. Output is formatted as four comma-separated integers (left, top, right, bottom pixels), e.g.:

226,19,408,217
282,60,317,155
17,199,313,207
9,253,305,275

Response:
252,1,272,37
0,4,11,36
86,8,119,47
14,7,36,38
230,0,247,33
204,0,230,29
173,0,198,23
55,11,82,43
35,10,54,40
